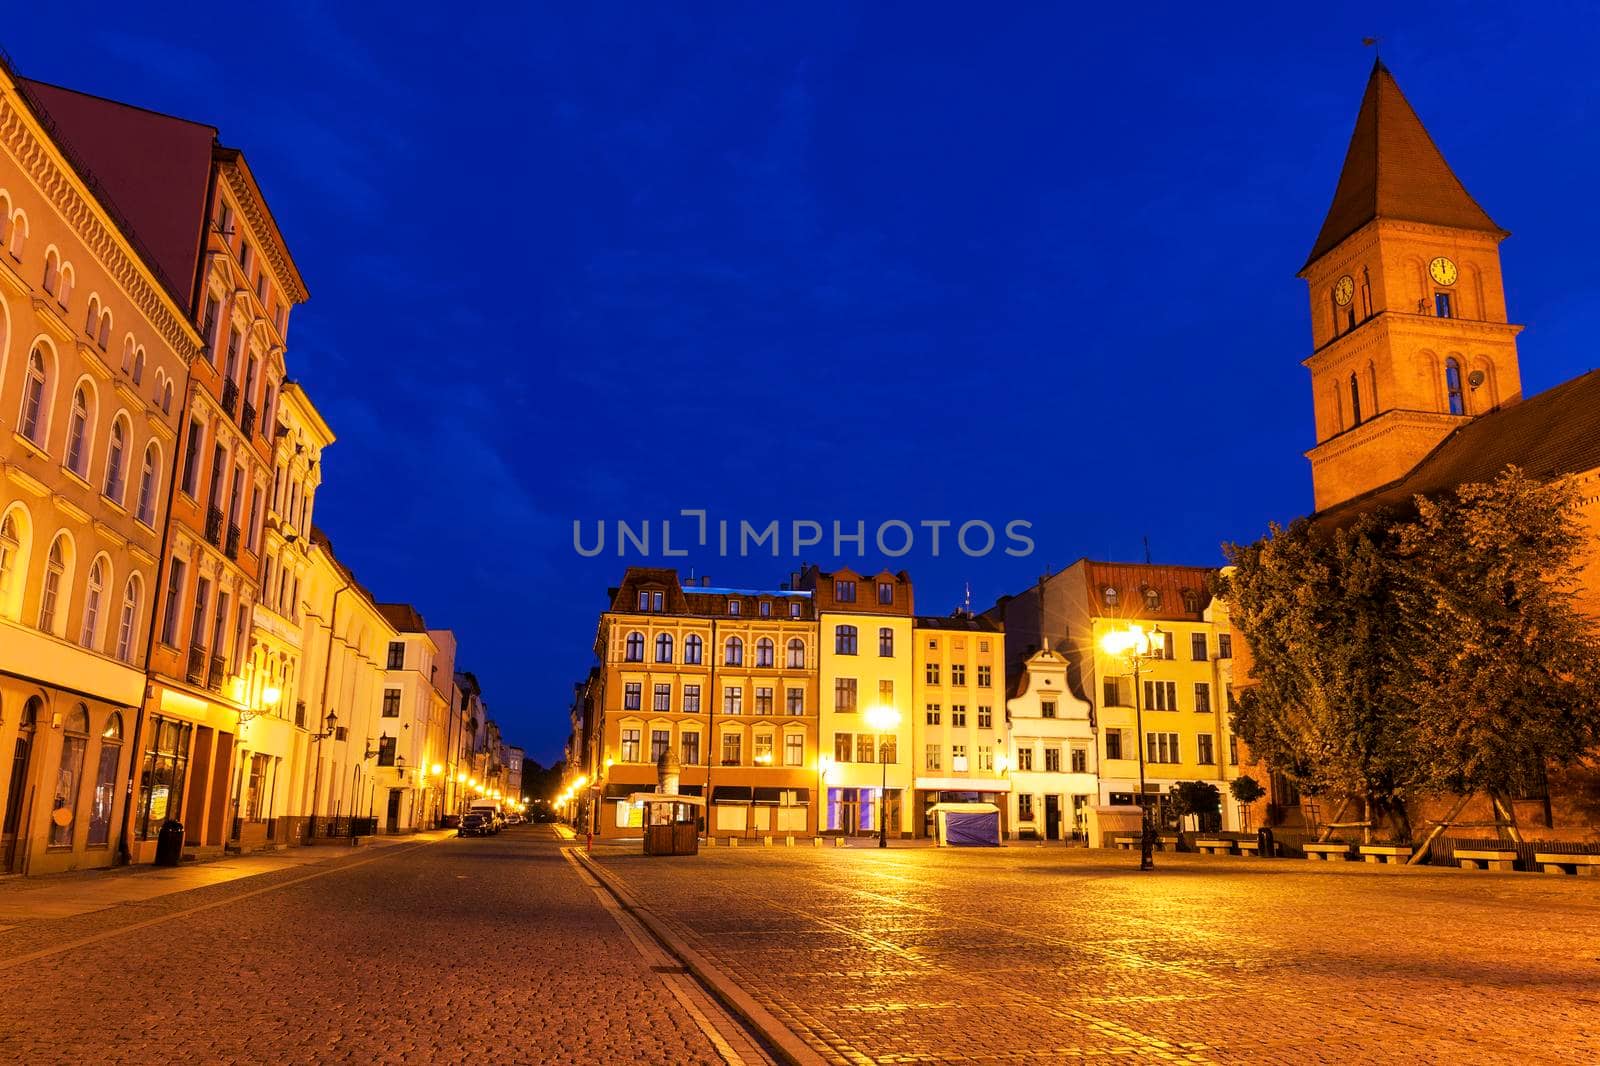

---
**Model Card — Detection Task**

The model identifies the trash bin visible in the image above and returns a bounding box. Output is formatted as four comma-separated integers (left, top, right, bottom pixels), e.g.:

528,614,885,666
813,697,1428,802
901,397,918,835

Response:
1256,827,1275,858
154,819,185,867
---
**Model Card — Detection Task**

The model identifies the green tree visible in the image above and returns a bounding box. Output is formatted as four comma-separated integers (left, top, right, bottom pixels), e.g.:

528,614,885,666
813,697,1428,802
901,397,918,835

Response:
1228,775,1266,807
1395,467,1600,834
1170,781,1221,832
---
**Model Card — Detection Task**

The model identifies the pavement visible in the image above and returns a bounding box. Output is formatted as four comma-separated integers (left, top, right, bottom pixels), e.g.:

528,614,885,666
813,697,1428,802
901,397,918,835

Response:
586,841,1600,1064
0,826,771,1065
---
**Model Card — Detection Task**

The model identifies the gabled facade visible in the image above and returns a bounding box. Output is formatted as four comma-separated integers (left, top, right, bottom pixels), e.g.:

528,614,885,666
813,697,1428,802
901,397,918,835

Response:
1004,646,1096,841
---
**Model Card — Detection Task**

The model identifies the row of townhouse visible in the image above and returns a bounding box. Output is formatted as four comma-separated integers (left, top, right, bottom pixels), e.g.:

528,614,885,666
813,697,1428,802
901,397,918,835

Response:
0,60,516,875
563,561,1247,844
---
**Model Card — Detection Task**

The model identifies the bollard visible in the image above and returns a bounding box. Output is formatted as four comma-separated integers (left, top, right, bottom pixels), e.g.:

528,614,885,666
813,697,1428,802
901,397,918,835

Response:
763,835,773,847
729,837,739,848
834,836,847,848
812,837,822,847
785,835,795,847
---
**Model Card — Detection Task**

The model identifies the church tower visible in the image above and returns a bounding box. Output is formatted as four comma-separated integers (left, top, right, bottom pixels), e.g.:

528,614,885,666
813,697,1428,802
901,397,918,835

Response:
1302,60,1523,511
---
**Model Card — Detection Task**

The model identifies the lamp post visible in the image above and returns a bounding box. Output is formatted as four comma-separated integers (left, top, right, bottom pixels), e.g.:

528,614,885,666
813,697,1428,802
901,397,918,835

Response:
864,705,901,849
1101,625,1163,872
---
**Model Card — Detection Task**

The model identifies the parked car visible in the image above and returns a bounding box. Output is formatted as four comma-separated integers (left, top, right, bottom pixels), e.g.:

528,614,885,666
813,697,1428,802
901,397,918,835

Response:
459,813,492,837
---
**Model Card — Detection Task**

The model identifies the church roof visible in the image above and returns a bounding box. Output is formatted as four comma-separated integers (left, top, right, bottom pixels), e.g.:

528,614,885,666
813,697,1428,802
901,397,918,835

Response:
1316,369,1600,523
1303,60,1504,271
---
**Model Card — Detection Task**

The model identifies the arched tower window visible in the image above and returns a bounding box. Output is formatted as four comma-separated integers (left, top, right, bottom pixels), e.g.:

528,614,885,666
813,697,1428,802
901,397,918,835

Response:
1445,358,1465,416
1349,374,1362,425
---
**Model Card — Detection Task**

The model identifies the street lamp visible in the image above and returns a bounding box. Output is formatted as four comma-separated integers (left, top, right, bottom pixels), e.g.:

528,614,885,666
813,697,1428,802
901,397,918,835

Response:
864,705,901,848
1100,624,1164,872
306,710,339,843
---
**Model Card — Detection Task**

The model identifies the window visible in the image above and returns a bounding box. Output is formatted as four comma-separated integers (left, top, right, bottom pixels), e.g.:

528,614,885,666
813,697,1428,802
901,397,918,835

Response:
755,687,773,715
382,689,401,717
1182,589,1201,613
103,418,128,502
1105,729,1123,761
681,732,701,766
1044,746,1061,772
624,631,644,662
1143,680,1178,711
386,641,405,669
721,733,742,766
784,733,804,766
683,684,701,713
653,684,671,712
180,419,202,496
1147,732,1180,764
727,598,741,616
755,637,774,667
19,346,49,444
1350,373,1362,424
134,716,192,840
43,248,60,294
159,557,184,646
925,703,941,725
723,685,743,714
878,679,894,705
1103,586,1119,608
132,349,145,386
834,733,852,763
754,733,774,763
951,663,966,685
978,745,994,772
620,728,641,762
1445,358,1465,415
1143,588,1161,610
376,736,397,767
115,575,141,662
925,744,942,771
977,705,992,729
786,687,804,715
39,535,68,634
1198,734,1216,765
1218,633,1233,659
834,579,856,603
635,589,649,610
65,386,91,476
724,636,743,666
684,634,703,664
789,600,802,618
651,729,671,763
951,744,968,772
654,633,673,663
925,662,940,685
623,683,642,710
1228,734,1239,765
1070,746,1087,773
1435,292,1453,318
1039,698,1057,719
1103,676,1128,708
1194,682,1212,714
50,705,89,846
758,600,771,618
80,557,105,649
834,677,857,712
786,638,806,668
136,445,159,526
1191,632,1208,661
877,581,893,605
1016,746,1033,771
834,625,858,655
1018,794,1035,821
857,734,876,763
977,665,991,687
878,627,894,657
87,711,123,846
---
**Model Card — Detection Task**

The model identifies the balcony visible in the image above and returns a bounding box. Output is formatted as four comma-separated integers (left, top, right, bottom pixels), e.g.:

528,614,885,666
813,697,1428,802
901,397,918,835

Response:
205,506,224,546
207,654,226,693
221,378,239,418
186,644,208,685
240,400,256,438
225,524,241,560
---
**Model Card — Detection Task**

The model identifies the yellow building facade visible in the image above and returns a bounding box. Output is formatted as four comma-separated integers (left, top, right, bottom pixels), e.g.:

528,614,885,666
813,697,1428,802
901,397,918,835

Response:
910,615,1008,838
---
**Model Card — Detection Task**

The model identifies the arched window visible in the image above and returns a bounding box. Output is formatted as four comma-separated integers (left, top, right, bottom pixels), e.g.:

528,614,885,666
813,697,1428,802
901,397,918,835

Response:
19,345,48,444
104,417,128,502
42,248,60,294
755,637,774,667
724,635,743,666
1103,586,1119,608
38,534,70,634
161,380,173,415
1349,373,1362,425
1143,587,1161,610
57,263,74,308
684,634,703,665
1445,358,1465,416
116,574,142,662
65,385,91,476
786,638,806,669
131,348,145,386
0,511,19,608
654,632,674,663
97,311,111,350
834,624,858,655
88,711,124,846
50,704,90,846
85,296,101,336
623,631,644,662
7,210,26,258
136,444,159,525
120,336,134,374
79,557,105,649
1182,589,1200,613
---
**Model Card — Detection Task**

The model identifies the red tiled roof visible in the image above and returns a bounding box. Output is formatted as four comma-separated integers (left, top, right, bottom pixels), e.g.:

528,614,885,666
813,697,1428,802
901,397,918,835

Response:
1303,60,1503,271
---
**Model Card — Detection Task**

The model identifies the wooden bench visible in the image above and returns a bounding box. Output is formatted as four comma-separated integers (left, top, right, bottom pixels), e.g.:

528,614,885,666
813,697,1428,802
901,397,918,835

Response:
1158,834,1181,852
1535,853,1600,876
1196,839,1236,856
1237,839,1263,856
1112,835,1140,850
1455,848,1517,872
1358,845,1412,865
1303,843,1353,861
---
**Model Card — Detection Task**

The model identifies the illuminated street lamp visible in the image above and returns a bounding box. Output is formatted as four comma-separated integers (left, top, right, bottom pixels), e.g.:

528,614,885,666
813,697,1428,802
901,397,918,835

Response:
1100,624,1164,872
863,705,901,848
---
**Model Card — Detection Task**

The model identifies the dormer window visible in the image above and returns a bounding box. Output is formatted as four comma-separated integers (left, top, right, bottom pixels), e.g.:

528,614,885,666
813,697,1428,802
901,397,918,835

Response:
835,579,856,603
1102,586,1119,608
877,582,893,605
1143,588,1161,610
727,599,741,616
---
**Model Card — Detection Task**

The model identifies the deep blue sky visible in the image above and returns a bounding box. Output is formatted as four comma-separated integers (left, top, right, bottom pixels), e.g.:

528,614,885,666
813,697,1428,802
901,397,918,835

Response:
9,5,1598,762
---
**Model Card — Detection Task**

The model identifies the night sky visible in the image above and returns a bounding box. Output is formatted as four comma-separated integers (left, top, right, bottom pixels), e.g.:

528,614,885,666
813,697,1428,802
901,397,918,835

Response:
8,5,1598,762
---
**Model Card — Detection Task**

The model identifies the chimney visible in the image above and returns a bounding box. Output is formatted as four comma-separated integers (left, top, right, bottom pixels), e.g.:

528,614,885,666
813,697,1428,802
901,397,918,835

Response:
701,576,711,588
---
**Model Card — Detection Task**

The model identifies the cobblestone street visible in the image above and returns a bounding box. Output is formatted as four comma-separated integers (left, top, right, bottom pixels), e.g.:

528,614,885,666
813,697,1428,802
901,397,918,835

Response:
0,828,741,1065
589,843,1600,1064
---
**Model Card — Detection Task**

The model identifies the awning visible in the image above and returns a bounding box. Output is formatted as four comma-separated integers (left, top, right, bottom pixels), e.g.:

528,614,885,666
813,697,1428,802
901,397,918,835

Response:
675,784,704,797
711,786,753,804
752,787,782,805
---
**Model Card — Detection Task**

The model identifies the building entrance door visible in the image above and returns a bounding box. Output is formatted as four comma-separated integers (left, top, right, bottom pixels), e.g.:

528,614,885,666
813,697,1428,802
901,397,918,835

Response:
2,728,36,873
386,790,401,833
1044,795,1061,840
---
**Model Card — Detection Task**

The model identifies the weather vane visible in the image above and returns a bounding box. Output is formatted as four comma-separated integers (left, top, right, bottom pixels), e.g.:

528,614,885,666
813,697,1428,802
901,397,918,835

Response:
1362,35,1382,55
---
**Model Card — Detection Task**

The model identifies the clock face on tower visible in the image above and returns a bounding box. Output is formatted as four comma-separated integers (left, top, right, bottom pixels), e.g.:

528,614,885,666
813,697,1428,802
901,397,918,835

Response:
1429,256,1459,286
1333,275,1355,306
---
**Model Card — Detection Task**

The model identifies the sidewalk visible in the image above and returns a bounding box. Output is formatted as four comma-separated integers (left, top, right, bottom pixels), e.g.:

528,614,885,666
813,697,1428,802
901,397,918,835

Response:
0,830,453,925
